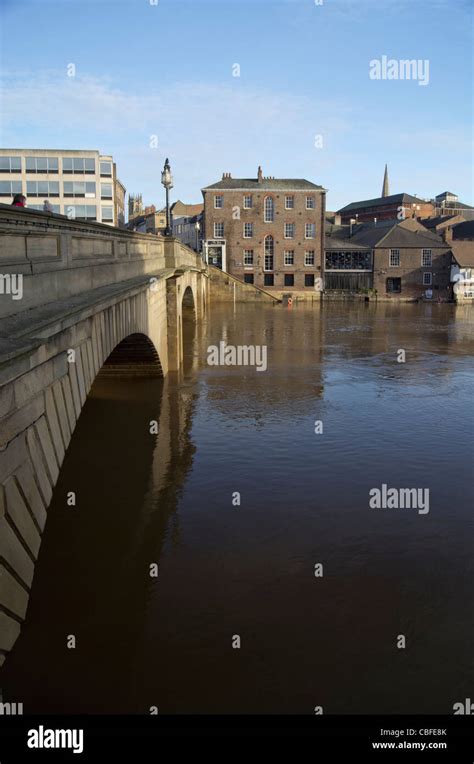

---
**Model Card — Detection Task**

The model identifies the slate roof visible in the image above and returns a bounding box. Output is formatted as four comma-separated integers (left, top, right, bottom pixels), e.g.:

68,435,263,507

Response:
346,221,448,249
452,220,474,240
325,236,371,251
421,215,458,229
202,178,324,191
338,193,425,214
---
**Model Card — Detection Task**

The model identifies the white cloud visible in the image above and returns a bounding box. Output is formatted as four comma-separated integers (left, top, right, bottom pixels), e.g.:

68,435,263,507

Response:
0,71,353,203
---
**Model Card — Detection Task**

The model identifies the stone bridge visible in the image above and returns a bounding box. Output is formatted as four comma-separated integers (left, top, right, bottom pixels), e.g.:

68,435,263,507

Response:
0,205,208,665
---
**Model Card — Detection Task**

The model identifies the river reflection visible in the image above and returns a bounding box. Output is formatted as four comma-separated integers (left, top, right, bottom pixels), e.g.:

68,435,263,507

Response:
1,302,473,714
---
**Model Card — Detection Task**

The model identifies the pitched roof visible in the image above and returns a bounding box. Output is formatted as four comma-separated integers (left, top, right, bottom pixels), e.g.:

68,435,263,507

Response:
348,220,448,249
421,215,459,229
450,242,474,267
338,193,426,214
325,236,371,251
452,220,474,240
202,178,324,191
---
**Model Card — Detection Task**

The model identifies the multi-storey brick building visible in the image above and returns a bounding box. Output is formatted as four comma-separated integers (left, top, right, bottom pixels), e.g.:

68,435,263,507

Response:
202,166,326,294
0,148,125,226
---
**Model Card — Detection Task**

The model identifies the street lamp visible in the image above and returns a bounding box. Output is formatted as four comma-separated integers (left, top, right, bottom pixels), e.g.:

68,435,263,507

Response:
195,220,201,253
161,157,173,236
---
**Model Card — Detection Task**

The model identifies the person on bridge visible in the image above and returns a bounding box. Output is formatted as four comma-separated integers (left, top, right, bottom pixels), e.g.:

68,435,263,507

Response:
11,193,27,207
43,199,54,213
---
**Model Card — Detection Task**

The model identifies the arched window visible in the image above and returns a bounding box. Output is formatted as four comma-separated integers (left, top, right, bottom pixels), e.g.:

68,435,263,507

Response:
264,196,274,222
264,235,274,272
264,235,274,255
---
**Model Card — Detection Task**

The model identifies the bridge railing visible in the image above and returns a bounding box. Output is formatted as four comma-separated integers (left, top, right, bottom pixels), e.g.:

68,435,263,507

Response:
0,205,204,318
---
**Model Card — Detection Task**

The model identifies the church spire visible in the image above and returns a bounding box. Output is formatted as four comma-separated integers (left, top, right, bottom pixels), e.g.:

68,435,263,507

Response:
381,164,390,197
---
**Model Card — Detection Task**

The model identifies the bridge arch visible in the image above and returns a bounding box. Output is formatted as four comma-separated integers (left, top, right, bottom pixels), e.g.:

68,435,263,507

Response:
0,292,167,666
0,205,208,667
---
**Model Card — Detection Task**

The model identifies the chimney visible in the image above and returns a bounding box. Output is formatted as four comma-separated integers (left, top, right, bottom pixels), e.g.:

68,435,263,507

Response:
257,166,263,183
443,226,453,243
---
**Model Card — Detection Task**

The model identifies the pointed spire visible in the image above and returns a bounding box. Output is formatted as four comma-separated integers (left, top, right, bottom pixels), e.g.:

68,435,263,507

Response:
381,164,390,197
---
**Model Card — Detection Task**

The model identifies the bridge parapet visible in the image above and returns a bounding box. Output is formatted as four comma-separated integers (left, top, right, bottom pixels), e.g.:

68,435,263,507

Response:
0,205,204,318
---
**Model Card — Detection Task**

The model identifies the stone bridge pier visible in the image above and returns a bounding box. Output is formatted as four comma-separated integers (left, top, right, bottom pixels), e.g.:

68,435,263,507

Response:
0,205,208,665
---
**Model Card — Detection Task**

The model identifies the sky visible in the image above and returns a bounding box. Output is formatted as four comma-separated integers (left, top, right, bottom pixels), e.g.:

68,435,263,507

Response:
0,0,472,212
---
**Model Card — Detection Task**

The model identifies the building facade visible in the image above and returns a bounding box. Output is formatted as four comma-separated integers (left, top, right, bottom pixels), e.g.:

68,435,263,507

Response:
0,148,125,226
324,219,452,300
449,221,474,302
202,166,326,293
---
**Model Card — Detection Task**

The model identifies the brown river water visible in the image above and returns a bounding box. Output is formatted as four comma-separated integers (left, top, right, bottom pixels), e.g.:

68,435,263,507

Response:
1,301,473,714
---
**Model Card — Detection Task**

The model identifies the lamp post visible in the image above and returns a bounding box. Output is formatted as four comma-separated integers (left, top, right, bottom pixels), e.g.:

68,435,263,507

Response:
195,220,201,253
161,157,173,236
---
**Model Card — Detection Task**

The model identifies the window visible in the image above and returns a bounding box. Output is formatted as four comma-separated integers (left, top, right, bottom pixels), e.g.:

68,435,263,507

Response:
101,183,113,199
325,251,372,270
423,272,432,286
264,196,274,222
244,249,254,265
0,180,22,196
389,249,400,267
305,250,315,266
63,157,96,174
214,195,224,209
264,235,274,256
305,274,315,287
422,249,432,266
25,157,58,173
284,274,294,287
214,222,224,237
244,273,254,284
28,204,61,213
306,196,315,209
101,206,114,222
386,277,401,293
264,274,274,286
26,181,60,197
243,222,253,238
284,223,295,238
0,156,21,173
285,196,294,209
284,250,294,266
63,181,96,197
243,195,252,209
100,161,112,176
305,223,316,238
264,255,274,271
65,204,97,221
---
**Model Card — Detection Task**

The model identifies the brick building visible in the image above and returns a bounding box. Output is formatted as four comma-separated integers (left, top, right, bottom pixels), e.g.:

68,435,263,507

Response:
201,166,326,294
324,218,452,300
338,192,434,225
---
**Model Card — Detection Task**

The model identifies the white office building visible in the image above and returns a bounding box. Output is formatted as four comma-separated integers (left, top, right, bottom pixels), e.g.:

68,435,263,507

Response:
0,148,126,226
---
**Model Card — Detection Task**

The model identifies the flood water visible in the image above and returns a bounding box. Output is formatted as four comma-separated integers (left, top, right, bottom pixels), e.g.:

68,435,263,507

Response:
1,301,473,714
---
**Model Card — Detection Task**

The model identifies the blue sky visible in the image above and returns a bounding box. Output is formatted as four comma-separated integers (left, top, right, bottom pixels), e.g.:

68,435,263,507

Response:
0,0,472,211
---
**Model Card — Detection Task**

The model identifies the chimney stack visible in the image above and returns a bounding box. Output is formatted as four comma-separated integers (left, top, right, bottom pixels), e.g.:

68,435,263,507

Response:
443,226,453,243
257,166,263,183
